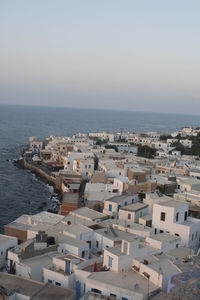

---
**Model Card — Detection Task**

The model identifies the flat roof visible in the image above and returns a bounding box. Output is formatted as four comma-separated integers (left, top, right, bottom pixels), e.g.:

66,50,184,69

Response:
100,219,154,233
147,233,180,242
22,251,56,267
95,228,137,242
166,247,193,261
31,283,75,300
159,200,188,208
120,202,148,212
45,229,89,248
69,207,107,220
63,223,93,235
0,273,75,299
87,270,159,295
139,214,152,221
106,194,133,203
60,215,96,228
135,253,181,275
105,245,125,257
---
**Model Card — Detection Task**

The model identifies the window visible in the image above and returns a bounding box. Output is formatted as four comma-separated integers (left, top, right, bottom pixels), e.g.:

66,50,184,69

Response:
48,279,52,284
128,213,131,220
0,251,3,256
87,241,91,249
176,244,179,248
175,233,180,236
192,234,194,241
160,230,163,233
196,232,198,238
124,201,127,206
184,211,188,221
96,241,99,248
122,297,128,300
55,282,61,286
155,228,157,234
108,256,113,267
91,288,102,294
110,294,117,298
160,212,166,221
109,204,112,212
176,212,179,222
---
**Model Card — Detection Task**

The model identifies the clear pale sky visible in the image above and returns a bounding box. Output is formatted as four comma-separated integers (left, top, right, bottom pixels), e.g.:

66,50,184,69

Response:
1,0,200,114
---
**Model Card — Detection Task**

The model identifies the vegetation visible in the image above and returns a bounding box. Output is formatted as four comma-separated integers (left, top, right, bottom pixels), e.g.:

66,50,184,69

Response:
171,133,200,156
160,134,172,141
138,192,146,202
105,144,118,152
95,138,103,146
137,145,156,159
170,141,185,154
117,137,127,142
158,185,165,194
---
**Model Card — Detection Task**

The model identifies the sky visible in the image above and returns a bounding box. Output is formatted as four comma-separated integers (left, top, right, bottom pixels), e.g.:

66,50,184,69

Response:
0,0,200,114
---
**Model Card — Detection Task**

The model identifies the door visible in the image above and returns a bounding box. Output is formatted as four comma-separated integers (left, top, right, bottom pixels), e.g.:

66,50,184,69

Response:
76,281,81,300
65,260,70,274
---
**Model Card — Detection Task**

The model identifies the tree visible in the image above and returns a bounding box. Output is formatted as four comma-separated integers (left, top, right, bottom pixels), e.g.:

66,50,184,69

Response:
105,144,118,152
137,145,156,159
160,134,172,141
95,138,102,146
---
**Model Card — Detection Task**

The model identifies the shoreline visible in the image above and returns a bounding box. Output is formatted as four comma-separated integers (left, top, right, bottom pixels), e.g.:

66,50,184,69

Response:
22,159,64,212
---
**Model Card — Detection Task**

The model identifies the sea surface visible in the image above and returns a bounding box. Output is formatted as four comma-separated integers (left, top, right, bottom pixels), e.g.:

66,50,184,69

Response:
0,104,200,232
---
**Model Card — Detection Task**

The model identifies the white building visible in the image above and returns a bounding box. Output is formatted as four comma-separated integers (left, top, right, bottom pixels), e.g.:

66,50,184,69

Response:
176,177,200,192
43,254,83,290
153,141,173,153
98,159,126,178
103,194,138,218
152,200,200,251
145,233,181,252
174,190,200,207
0,272,75,300
144,192,171,214
65,152,94,170
132,252,182,292
85,268,160,300
119,203,149,223
73,158,94,179
180,139,192,148
113,176,129,194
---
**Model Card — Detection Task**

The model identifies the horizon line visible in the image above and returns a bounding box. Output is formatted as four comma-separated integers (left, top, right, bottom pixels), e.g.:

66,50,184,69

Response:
1,102,200,118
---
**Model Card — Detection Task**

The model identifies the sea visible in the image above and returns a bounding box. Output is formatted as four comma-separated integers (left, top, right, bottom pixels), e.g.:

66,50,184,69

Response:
0,104,200,232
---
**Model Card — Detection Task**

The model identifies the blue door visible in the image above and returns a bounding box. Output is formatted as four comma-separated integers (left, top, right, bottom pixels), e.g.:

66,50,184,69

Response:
76,281,81,300
65,260,70,274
